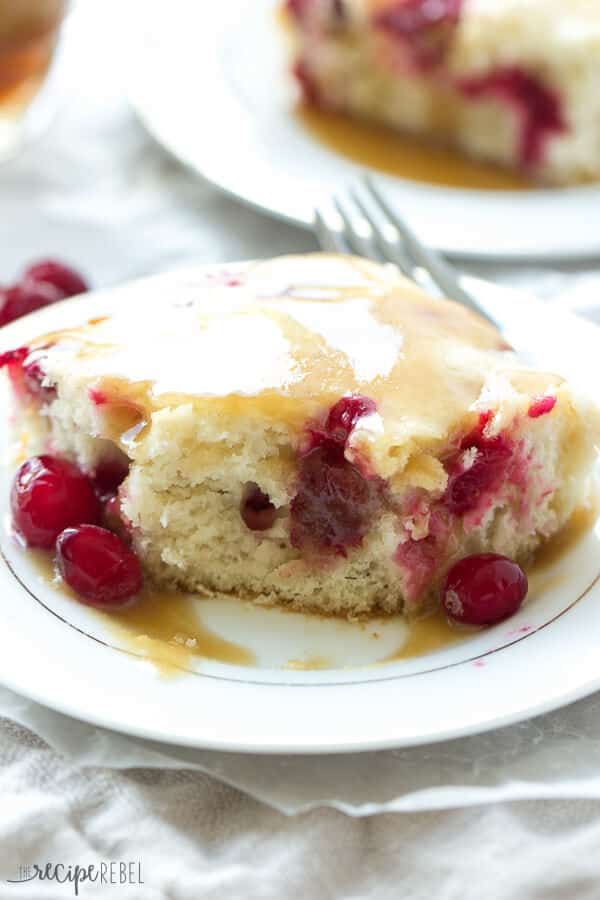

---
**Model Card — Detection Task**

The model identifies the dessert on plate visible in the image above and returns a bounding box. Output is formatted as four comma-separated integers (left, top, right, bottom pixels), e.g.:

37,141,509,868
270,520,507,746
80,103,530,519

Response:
1,254,598,620
285,0,600,184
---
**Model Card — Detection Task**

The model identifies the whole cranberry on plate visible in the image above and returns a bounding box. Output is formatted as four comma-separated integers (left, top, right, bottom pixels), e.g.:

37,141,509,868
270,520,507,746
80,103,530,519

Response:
56,524,143,607
11,455,101,549
0,259,88,327
25,260,88,298
443,553,528,626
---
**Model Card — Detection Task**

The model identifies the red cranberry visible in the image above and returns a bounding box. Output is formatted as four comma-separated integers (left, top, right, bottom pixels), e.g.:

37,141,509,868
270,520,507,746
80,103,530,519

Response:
292,59,321,106
0,282,62,327
528,395,557,419
374,0,463,67
444,431,512,516
23,354,55,400
102,494,132,543
0,346,55,400
375,0,462,34
307,394,377,453
291,396,382,554
11,456,101,549
397,533,439,603
0,260,88,327
92,459,130,499
395,510,450,603
0,347,28,369
89,387,107,406
0,346,28,392
291,444,383,555
324,395,376,445
287,0,311,20
56,525,142,607
24,260,88,298
477,409,493,430
241,485,277,532
459,67,566,167
443,553,528,625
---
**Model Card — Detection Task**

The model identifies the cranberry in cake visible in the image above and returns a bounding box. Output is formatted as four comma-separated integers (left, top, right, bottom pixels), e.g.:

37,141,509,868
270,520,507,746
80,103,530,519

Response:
1,254,598,618
285,0,600,184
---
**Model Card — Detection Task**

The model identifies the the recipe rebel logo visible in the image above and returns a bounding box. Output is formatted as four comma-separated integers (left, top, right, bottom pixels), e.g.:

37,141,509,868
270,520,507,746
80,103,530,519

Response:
7,860,144,895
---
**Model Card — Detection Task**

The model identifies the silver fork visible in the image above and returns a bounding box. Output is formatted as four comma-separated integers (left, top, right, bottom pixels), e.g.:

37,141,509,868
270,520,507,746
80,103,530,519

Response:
312,176,600,395
314,175,497,327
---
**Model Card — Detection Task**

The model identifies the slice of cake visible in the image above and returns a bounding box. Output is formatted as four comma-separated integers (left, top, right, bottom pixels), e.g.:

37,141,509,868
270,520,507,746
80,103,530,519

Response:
286,0,600,184
2,254,598,618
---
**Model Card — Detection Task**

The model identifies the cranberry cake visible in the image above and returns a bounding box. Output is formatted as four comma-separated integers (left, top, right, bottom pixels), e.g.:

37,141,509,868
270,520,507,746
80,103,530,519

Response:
286,0,600,184
2,254,598,618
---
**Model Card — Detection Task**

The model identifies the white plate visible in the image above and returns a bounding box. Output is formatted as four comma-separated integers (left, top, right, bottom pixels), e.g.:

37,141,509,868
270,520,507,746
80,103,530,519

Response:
1,263,600,754
124,0,600,260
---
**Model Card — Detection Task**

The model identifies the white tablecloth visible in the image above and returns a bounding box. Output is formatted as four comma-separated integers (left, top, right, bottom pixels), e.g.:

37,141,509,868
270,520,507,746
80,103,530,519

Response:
2,3,600,897
2,706,600,900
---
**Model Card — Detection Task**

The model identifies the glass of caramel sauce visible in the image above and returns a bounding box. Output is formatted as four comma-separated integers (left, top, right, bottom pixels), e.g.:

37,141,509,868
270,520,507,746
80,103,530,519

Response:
0,0,67,159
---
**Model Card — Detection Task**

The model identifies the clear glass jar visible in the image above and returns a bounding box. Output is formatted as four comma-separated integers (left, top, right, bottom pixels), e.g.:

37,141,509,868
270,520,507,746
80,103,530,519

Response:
0,0,67,160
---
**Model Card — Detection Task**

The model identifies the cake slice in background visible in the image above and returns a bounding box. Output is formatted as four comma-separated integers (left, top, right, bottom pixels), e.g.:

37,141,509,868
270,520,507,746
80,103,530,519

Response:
286,0,600,184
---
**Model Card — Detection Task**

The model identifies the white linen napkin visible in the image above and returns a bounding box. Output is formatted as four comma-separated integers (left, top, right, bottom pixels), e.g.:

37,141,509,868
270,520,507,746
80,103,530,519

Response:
6,683,600,817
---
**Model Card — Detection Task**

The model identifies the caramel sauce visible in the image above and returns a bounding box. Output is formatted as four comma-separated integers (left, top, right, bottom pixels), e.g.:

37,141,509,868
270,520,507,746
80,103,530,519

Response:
96,402,148,449
31,254,530,454
383,609,467,661
20,496,599,672
0,35,51,106
28,553,255,676
524,500,598,599
80,376,152,450
28,546,59,582
261,306,358,400
297,104,531,191
11,429,32,466
108,589,255,676
286,655,330,670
